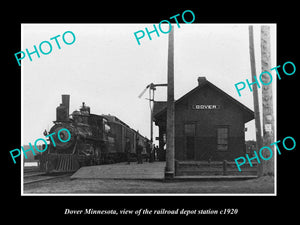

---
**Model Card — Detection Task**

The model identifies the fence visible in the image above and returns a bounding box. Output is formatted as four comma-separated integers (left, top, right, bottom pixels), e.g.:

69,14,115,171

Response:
175,160,258,176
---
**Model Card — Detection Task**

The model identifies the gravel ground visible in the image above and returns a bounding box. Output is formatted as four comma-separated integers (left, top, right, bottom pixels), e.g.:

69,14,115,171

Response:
23,175,274,194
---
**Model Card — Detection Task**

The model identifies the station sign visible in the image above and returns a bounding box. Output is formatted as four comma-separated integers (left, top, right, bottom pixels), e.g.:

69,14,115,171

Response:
192,104,221,110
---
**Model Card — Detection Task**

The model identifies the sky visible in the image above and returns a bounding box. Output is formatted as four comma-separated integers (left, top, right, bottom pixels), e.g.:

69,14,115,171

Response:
21,23,276,145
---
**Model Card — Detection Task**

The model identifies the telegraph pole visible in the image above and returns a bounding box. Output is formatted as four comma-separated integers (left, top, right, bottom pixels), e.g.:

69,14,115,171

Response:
261,25,274,176
165,26,175,179
149,87,154,144
248,25,263,177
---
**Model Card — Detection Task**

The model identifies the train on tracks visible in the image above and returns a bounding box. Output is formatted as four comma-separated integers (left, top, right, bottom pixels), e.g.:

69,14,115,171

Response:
38,95,150,173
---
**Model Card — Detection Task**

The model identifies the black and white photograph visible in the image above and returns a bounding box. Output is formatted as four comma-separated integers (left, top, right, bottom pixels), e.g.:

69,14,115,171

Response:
4,5,298,221
20,23,276,195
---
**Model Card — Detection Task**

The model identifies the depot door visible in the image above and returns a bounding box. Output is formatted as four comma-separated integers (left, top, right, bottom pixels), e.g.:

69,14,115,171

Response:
184,124,195,160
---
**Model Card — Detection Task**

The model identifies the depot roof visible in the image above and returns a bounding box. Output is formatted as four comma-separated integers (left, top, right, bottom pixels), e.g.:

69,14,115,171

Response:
153,77,254,123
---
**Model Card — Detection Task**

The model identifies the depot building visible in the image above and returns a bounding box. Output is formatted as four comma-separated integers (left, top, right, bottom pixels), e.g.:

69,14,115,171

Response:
153,77,254,162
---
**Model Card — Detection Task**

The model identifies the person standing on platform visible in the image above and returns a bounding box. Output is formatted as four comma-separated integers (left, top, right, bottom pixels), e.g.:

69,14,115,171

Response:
149,142,154,163
153,145,158,161
125,137,131,164
136,140,143,164
146,140,151,162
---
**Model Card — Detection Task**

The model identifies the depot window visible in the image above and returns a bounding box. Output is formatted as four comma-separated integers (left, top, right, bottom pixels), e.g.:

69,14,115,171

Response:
217,126,229,151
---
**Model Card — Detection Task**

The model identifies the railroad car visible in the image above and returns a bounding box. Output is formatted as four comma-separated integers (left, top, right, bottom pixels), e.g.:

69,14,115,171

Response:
39,95,149,173
103,114,148,162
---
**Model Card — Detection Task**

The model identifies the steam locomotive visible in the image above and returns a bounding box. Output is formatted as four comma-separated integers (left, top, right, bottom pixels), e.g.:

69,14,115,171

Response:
39,95,149,173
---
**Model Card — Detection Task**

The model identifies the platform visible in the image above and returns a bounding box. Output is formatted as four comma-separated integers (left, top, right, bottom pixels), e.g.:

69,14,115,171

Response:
71,161,166,180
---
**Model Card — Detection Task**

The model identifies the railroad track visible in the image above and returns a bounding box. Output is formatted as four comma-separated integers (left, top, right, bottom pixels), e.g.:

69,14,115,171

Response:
24,169,71,185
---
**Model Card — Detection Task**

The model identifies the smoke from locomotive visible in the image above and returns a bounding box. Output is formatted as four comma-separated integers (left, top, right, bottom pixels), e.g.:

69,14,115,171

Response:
39,95,149,173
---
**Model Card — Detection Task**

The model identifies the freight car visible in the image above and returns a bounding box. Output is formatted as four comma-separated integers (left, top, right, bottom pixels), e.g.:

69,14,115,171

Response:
39,95,149,173
102,114,148,162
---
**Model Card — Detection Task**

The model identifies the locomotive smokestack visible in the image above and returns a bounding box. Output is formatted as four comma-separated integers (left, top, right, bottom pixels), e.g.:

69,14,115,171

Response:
62,94,70,116
56,94,70,122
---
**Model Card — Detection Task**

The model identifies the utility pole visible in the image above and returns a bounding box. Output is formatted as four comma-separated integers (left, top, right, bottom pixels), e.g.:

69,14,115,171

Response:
149,86,154,144
165,26,175,179
248,25,263,177
261,25,274,176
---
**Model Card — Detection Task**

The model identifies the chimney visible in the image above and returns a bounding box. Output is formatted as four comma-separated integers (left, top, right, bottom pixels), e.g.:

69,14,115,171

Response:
198,77,207,86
